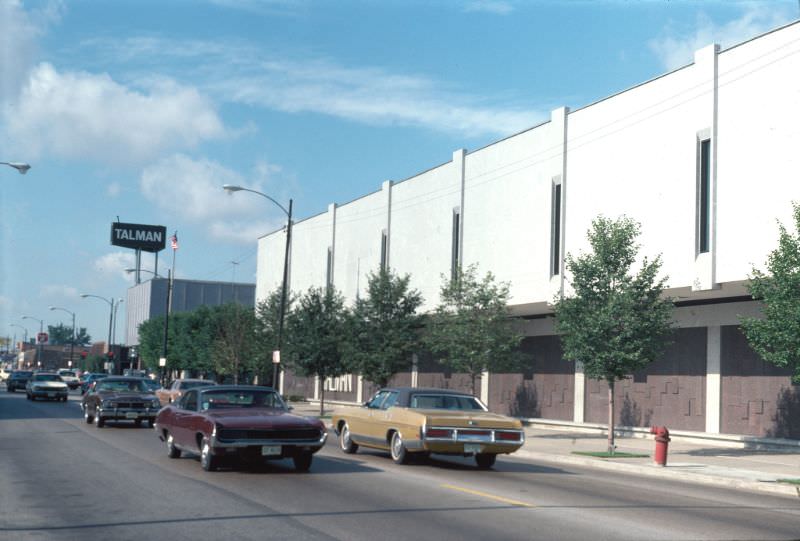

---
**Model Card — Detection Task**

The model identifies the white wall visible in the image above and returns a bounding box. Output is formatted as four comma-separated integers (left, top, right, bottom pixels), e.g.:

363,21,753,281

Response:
255,22,800,319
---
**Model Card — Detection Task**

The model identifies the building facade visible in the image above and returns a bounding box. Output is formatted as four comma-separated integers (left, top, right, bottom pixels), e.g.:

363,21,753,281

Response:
256,23,800,438
125,278,256,346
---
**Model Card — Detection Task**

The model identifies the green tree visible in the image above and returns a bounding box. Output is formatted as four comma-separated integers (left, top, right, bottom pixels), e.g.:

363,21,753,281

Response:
347,268,423,387
553,216,674,454
285,287,350,414
211,303,258,384
741,203,800,382
425,264,525,396
255,288,295,386
46,323,91,346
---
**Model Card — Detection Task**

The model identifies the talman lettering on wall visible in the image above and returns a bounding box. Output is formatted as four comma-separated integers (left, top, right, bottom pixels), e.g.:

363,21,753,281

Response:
110,222,167,252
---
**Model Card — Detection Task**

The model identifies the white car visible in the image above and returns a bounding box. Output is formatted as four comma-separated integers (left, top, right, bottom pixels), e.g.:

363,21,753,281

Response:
26,373,69,401
57,369,81,390
0,367,11,382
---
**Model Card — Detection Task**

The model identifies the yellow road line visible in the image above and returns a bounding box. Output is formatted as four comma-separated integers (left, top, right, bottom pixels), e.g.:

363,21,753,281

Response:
440,484,535,508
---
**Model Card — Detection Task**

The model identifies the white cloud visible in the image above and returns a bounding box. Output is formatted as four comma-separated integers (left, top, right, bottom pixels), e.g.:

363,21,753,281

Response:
140,154,286,242
39,284,80,300
464,1,513,15
106,182,122,197
649,5,796,71
3,63,226,165
93,252,136,281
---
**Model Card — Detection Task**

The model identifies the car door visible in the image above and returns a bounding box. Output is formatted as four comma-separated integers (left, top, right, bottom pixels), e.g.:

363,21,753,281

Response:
170,390,198,448
350,391,390,446
372,391,400,443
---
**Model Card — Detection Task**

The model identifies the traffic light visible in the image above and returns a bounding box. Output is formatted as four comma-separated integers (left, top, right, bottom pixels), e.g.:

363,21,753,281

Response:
80,351,87,359
107,351,114,359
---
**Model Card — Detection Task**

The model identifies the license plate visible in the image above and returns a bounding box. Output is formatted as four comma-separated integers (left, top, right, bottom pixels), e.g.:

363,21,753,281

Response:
125,412,139,419
464,443,482,454
47,393,55,397
261,445,281,456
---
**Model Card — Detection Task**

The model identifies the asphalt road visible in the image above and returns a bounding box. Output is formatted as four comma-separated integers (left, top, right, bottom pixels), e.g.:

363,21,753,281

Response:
1,389,799,541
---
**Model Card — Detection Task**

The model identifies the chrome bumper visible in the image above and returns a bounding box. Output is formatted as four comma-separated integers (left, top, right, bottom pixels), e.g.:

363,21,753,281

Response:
210,432,328,449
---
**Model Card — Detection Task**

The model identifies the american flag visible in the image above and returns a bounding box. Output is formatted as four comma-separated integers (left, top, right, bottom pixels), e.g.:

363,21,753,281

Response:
170,232,178,250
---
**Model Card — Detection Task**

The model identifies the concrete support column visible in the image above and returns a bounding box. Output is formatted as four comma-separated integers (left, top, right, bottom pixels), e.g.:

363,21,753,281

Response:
548,107,569,300
573,361,585,423
356,374,363,403
411,354,419,388
705,325,722,433
453,149,466,266
480,369,489,405
313,376,319,401
381,180,393,269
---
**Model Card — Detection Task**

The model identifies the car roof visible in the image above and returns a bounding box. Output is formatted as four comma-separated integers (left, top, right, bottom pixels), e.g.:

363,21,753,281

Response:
98,376,145,382
374,387,477,408
197,385,276,393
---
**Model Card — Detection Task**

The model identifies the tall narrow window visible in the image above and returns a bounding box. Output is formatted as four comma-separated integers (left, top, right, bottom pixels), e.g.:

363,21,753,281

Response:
551,182,562,276
451,208,461,282
698,139,711,254
325,247,333,290
380,230,388,271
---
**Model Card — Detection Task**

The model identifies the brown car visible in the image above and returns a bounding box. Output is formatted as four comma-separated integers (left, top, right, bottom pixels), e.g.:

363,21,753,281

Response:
332,387,525,469
156,378,216,406
154,385,327,472
81,377,162,428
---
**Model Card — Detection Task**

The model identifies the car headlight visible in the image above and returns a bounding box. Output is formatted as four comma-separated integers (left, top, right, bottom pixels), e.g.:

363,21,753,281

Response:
101,400,113,408
150,399,161,408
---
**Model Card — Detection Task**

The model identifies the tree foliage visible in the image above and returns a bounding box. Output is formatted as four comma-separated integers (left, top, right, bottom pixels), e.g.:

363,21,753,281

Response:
424,264,525,395
347,268,423,387
741,203,800,382
254,288,294,386
211,303,258,384
553,216,673,452
46,323,91,346
284,287,350,413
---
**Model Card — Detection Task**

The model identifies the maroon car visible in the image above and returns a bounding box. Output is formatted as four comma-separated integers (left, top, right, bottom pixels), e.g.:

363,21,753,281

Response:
154,385,327,472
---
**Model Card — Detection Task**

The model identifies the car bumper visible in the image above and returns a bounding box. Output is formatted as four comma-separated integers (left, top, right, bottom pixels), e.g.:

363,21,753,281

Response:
210,432,328,457
97,407,159,421
29,389,68,399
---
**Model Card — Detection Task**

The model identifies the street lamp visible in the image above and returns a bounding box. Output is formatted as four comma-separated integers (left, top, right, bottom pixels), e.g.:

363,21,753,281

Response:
0,161,31,174
223,183,293,391
80,294,115,372
112,298,124,346
49,306,76,369
125,268,158,278
22,315,44,370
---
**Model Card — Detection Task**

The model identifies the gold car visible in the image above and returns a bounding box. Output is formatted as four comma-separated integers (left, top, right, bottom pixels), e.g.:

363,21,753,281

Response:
332,387,525,469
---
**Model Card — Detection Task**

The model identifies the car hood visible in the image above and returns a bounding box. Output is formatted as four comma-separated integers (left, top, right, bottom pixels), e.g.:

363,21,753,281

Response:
208,409,324,430
413,409,523,429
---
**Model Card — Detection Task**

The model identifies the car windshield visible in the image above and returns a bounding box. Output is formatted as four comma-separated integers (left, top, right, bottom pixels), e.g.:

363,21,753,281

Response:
409,394,486,411
200,390,284,411
33,374,62,382
181,380,215,390
13,371,33,378
96,379,147,392
58,371,76,377
143,380,161,390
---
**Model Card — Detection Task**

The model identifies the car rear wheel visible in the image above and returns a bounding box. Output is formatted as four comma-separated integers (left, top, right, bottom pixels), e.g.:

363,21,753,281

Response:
95,413,105,428
475,453,497,469
390,431,409,465
166,433,181,458
293,451,313,472
200,439,219,471
339,423,358,454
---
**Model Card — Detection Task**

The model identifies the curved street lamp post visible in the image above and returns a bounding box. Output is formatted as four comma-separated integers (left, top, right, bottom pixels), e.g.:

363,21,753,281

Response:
223,184,293,391
22,315,44,369
80,294,117,373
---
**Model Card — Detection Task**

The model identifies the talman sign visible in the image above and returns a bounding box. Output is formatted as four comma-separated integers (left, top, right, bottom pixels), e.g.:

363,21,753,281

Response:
110,222,167,252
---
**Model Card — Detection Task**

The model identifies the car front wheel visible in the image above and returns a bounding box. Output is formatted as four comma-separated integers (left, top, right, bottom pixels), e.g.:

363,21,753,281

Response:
95,413,105,428
200,439,219,471
339,423,358,454
293,451,313,472
84,409,94,424
166,432,181,458
390,431,409,465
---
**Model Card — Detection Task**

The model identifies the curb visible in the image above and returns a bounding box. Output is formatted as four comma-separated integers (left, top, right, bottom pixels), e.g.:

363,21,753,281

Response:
513,448,800,498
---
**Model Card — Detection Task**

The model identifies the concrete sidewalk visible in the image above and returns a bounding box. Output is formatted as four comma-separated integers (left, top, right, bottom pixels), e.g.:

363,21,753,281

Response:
293,401,800,499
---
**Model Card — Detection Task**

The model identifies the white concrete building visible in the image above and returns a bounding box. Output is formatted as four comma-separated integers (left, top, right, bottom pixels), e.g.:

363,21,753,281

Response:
256,22,800,438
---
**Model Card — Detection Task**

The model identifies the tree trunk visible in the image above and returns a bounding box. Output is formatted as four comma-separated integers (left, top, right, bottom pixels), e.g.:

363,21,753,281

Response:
607,379,615,455
319,377,325,417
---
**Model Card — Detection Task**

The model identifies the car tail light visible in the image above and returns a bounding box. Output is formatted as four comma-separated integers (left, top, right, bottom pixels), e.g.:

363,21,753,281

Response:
425,428,453,439
495,430,522,442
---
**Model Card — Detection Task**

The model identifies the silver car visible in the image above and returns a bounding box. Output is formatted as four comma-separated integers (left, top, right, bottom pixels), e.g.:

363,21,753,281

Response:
26,373,69,401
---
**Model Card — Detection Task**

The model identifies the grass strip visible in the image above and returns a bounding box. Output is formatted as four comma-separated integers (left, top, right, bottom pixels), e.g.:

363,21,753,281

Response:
572,451,650,458
777,478,800,485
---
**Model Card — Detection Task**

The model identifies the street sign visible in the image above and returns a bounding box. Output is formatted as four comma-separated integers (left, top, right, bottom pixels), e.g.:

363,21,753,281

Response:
272,350,281,364
36,332,48,344
159,357,166,367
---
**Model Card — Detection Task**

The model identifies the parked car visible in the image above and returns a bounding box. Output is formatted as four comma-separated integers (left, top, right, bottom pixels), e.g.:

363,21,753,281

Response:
26,372,69,401
56,369,81,390
156,378,216,406
81,377,162,428
331,387,525,469
80,373,109,394
154,385,327,472
6,370,34,392
0,366,12,382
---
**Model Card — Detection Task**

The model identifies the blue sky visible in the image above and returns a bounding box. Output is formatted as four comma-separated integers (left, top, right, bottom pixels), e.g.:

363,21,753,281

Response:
1,0,798,346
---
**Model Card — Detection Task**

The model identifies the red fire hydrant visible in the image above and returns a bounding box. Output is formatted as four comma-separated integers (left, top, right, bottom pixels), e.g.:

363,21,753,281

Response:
650,426,670,466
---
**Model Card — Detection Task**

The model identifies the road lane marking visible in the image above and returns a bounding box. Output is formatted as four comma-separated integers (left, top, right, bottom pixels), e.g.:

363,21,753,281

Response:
440,484,535,508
